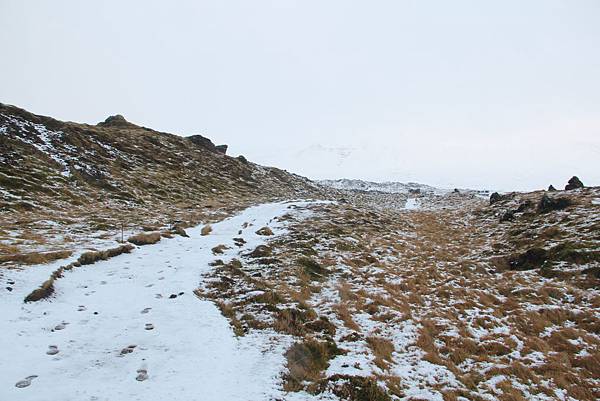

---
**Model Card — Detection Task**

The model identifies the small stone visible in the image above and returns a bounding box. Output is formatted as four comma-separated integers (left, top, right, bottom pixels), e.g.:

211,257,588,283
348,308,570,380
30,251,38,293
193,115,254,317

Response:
54,323,66,330
169,294,177,299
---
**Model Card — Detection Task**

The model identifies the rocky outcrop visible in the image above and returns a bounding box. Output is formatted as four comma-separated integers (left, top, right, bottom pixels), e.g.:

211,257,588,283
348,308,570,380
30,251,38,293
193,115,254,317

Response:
187,134,228,155
538,194,572,213
97,115,139,129
489,192,503,205
547,185,557,192
565,176,584,190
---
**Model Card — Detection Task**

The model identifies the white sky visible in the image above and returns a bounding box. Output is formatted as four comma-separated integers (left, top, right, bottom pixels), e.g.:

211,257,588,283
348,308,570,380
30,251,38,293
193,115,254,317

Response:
1,0,599,191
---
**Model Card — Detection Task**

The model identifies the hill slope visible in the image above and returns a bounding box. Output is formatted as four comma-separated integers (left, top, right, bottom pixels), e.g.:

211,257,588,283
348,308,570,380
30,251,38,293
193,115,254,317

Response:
0,103,323,264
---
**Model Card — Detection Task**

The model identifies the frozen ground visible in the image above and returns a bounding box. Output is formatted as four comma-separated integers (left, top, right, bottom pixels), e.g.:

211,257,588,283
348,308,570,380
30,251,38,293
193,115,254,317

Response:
0,201,317,401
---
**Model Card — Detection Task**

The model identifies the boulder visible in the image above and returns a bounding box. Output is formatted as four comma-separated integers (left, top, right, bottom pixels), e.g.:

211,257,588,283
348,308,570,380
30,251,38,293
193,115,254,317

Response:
187,134,229,155
547,185,557,192
538,194,572,213
490,192,503,205
565,176,584,190
509,248,548,270
97,115,139,129
499,210,515,222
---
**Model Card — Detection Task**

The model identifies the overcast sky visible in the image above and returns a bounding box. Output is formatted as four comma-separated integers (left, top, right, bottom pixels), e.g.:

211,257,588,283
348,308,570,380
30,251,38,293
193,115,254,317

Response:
2,0,599,190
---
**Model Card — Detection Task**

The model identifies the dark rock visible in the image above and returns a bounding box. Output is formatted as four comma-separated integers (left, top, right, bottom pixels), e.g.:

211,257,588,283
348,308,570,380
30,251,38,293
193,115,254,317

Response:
565,176,584,190
169,294,177,299
97,114,138,128
233,237,246,247
509,248,548,270
409,188,421,194
490,192,503,205
547,185,557,192
516,201,533,212
187,134,228,155
6,286,12,292
499,210,515,222
453,188,460,193
538,194,572,213
237,155,248,163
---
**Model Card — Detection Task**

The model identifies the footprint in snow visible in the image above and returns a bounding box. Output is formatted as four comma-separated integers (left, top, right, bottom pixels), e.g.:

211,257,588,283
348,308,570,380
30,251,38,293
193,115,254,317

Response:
145,323,154,330
136,368,148,382
78,305,87,311
120,345,137,355
46,345,59,355
141,307,152,314
54,322,68,331
15,375,38,388
145,283,154,288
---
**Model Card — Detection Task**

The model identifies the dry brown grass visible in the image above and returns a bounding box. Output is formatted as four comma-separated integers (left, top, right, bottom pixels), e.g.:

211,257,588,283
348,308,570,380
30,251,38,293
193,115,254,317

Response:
334,303,360,332
0,249,72,266
78,244,134,265
23,244,134,302
284,338,342,391
127,232,161,245
366,336,395,370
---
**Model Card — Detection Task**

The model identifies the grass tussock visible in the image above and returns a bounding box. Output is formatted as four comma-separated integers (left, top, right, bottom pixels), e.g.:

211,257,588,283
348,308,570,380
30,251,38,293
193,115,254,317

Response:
211,244,228,255
0,250,72,266
284,339,343,391
23,244,135,302
201,224,213,236
366,336,395,370
78,244,134,265
255,226,274,236
127,232,161,246
320,375,392,401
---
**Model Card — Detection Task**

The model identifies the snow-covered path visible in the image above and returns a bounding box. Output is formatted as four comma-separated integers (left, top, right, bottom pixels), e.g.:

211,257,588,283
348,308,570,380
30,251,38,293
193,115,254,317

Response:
0,201,313,401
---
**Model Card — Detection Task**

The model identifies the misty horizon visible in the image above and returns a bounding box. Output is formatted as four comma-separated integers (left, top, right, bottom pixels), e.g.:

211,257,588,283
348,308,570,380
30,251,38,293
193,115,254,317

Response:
2,0,599,191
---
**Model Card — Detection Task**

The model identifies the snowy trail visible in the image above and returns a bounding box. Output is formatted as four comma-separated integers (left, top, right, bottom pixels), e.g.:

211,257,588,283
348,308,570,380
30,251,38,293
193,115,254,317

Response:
0,201,314,401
